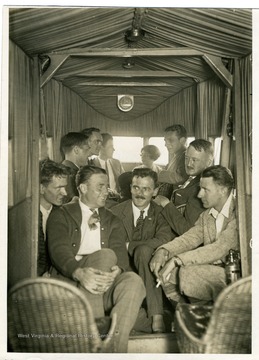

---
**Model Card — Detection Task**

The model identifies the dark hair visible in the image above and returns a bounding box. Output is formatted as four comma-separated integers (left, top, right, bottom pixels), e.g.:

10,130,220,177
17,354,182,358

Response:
60,132,88,156
75,165,106,187
141,145,161,161
81,127,101,140
201,165,234,192
101,133,113,147
40,158,69,186
189,139,214,157
118,171,133,200
132,167,158,188
164,124,187,139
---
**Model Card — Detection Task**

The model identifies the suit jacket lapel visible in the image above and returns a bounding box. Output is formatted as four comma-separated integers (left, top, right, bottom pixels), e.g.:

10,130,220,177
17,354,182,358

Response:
121,201,134,240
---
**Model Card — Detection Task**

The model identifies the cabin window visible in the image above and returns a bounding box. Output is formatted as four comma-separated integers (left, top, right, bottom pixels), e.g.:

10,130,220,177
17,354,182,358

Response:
113,136,143,164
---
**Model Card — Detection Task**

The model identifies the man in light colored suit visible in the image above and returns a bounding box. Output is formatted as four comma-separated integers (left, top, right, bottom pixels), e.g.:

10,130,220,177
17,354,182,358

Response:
150,165,238,305
93,133,124,205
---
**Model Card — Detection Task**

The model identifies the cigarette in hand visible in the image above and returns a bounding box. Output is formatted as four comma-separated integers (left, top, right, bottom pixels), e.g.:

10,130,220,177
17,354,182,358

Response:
156,280,161,288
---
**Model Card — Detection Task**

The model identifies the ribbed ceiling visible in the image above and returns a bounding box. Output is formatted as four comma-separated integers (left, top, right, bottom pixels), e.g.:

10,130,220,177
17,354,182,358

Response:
9,7,252,121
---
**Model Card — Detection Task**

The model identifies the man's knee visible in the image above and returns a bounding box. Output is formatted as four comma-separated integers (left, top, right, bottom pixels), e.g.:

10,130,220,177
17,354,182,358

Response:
80,248,117,272
134,245,153,263
119,272,146,299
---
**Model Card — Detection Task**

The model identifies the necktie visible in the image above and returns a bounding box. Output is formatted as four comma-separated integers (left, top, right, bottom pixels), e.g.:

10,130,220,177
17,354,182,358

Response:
88,209,100,230
178,176,194,189
133,210,145,241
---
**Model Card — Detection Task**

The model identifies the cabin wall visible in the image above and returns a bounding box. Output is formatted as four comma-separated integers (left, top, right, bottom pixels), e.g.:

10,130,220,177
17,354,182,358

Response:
8,40,35,287
42,76,225,163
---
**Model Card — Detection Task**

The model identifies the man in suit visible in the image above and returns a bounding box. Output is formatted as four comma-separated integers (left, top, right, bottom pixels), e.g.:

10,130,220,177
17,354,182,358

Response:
81,127,103,162
112,168,174,333
47,165,145,353
155,139,214,236
157,124,188,198
38,158,69,276
60,132,91,202
92,133,125,199
150,165,238,305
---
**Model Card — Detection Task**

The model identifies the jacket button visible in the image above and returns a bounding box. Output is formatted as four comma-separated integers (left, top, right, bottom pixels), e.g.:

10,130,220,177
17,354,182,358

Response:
101,228,104,230
72,243,76,247
101,242,104,245
75,228,78,232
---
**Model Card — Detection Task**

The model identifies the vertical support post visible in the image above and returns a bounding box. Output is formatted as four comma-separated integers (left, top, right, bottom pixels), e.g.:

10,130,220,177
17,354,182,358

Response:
31,56,40,277
220,88,232,167
233,59,251,277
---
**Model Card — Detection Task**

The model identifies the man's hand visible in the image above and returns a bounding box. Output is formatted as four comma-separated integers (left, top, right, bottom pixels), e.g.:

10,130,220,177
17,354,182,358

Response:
73,267,116,295
149,248,169,278
158,258,178,284
153,195,170,208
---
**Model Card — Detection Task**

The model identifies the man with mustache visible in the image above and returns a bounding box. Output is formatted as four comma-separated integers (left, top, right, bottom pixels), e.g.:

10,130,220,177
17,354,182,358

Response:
47,165,145,352
155,139,214,236
112,168,174,333
150,165,238,305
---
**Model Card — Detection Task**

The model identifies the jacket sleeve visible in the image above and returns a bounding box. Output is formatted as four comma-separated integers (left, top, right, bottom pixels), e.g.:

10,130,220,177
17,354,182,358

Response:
178,217,238,265
47,208,80,279
162,200,204,236
106,212,130,270
158,164,187,185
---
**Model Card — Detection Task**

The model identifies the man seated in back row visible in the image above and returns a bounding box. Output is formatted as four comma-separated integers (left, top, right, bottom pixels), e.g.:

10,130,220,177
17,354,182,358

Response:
150,165,238,306
47,165,145,353
154,139,214,236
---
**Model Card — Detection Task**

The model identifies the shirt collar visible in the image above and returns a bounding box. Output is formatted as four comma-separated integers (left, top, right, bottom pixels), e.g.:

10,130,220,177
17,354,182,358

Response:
132,202,150,218
209,193,233,219
40,204,53,216
79,199,99,214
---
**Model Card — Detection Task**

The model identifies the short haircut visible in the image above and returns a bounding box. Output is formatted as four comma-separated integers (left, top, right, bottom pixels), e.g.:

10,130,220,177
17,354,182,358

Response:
141,145,161,161
101,133,113,147
75,165,106,187
40,158,69,186
189,139,214,158
164,124,187,139
201,165,234,192
60,132,87,155
81,127,101,140
132,167,158,188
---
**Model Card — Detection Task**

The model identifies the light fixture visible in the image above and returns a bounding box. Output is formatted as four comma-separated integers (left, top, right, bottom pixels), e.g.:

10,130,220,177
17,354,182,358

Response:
122,58,135,69
125,28,145,43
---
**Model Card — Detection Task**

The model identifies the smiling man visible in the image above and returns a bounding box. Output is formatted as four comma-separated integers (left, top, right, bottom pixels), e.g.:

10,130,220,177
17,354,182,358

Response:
47,165,145,352
150,165,239,306
112,168,173,333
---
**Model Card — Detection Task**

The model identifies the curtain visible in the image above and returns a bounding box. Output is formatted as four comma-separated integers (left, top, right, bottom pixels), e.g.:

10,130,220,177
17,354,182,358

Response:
9,40,33,204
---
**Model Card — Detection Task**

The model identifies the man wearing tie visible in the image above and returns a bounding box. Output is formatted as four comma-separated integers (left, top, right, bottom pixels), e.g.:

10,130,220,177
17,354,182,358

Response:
155,139,214,236
112,168,174,333
47,165,145,353
150,165,238,305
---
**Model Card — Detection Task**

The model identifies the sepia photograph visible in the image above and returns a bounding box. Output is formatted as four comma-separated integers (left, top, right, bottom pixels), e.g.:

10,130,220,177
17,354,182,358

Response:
1,1,257,358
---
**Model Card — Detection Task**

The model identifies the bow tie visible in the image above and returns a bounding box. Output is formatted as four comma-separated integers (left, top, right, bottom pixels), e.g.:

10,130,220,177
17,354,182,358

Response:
88,210,100,230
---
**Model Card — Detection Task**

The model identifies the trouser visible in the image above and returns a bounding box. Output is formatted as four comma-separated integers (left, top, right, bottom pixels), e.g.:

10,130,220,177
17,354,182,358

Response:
51,248,145,352
133,244,164,317
163,264,227,304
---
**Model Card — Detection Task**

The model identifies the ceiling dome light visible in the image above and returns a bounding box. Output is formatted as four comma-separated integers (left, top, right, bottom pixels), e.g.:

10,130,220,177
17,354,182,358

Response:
125,28,145,42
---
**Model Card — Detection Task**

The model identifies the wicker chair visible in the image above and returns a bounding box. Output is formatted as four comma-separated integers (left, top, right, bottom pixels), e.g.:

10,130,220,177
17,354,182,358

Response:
174,275,252,354
8,277,117,353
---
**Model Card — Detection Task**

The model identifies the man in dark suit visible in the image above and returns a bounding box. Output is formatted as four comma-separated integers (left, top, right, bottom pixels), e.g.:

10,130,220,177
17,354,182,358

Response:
60,132,91,202
155,139,214,236
157,124,188,198
111,168,174,333
38,158,69,276
47,165,145,353
93,133,124,206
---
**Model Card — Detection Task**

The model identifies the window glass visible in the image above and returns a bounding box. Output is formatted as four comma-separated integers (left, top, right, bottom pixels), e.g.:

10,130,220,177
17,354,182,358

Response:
113,136,143,163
